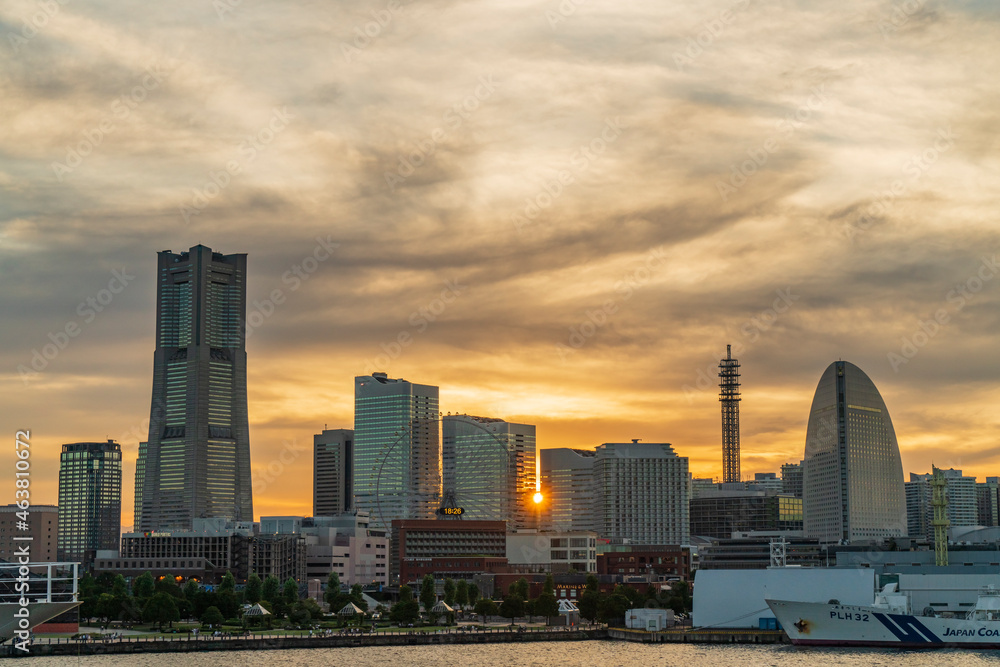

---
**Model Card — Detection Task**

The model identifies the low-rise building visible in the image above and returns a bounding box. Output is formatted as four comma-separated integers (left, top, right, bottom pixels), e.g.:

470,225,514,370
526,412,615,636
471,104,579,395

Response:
0,504,58,563
506,530,597,573
390,519,507,585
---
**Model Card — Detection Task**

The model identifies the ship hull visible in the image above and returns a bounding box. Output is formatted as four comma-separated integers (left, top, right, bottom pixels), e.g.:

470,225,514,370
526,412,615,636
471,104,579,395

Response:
767,599,1000,648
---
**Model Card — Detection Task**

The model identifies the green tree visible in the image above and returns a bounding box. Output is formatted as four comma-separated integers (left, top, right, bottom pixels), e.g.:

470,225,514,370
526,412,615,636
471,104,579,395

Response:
579,589,601,624
390,585,420,625
473,597,498,624
183,578,201,605
289,599,318,625
585,574,599,592
262,575,281,603
155,573,182,598
143,592,180,630
543,573,555,595
455,580,469,608
513,577,529,601
615,584,644,609
200,605,224,628
132,572,155,600
598,591,630,625
535,591,559,625
244,573,263,604
95,593,119,625
349,583,368,612
443,578,456,607
119,597,143,627
283,577,299,604
324,572,342,608
499,595,524,625
219,571,236,594
419,575,436,615
111,574,129,599
468,582,480,607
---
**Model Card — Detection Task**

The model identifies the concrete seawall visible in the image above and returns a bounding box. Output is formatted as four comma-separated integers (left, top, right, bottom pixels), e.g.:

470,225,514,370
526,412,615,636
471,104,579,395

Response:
13,629,607,657
608,628,788,644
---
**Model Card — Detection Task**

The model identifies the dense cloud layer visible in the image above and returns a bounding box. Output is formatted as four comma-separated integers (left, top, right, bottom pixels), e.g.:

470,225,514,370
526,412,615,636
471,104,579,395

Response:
2,0,998,524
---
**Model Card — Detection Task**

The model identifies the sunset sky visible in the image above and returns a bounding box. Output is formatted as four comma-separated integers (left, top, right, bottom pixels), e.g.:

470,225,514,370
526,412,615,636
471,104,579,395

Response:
2,0,999,527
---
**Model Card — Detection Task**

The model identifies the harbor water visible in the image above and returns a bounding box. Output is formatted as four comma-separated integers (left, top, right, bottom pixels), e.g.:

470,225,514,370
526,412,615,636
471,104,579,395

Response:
12,641,1000,666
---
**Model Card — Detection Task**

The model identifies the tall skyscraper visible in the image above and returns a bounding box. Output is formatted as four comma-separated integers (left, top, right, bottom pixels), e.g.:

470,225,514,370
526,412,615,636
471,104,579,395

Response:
593,440,689,545
57,440,122,570
442,415,536,529
906,468,977,540
802,360,906,543
539,448,596,532
354,373,440,530
133,441,146,529
314,428,354,516
137,245,253,531
719,345,741,483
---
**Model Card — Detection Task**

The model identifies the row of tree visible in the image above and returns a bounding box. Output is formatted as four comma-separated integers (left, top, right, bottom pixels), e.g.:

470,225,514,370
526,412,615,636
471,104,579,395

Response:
78,570,308,630
384,574,692,627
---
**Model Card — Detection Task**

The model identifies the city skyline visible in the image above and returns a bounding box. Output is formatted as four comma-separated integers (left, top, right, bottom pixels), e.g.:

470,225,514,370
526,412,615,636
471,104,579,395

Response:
3,1,1000,525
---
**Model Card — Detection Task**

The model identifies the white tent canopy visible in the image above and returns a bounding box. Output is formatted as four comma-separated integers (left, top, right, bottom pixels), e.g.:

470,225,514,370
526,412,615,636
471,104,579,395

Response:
338,602,364,616
430,601,454,614
244,603,271,616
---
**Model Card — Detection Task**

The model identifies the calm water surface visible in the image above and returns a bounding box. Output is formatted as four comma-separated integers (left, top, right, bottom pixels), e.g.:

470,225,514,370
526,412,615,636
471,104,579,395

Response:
16,642,1000,666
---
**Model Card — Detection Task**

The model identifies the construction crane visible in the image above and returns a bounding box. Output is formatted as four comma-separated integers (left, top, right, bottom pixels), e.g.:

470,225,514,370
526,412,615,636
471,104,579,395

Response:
931,466,950,567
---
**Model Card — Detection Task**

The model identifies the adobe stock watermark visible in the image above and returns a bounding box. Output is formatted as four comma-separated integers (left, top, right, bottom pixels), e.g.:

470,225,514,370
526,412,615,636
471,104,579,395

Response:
243,236,339,339
384,75,499,192
180,106,294,223
887,255,998,372
877,0,925,39
50,63,171,181
512,117,624,234
17,268,135,384
845,127,956,243
682,287,800,401
545,0,587,30
362,278,467,374
673,0,752,72
340,0,412,62
6,0,69,55
555,246,666,361
716,85,828,202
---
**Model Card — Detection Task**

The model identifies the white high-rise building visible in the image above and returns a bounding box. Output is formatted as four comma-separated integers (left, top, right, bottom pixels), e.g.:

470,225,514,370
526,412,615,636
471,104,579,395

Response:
539,448,596,532
593,440,689,545
442,415,536,529
906,469,978,540
803,361,906,543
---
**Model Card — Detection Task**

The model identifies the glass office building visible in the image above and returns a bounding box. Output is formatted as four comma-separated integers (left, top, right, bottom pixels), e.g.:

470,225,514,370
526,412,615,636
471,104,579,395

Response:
803,360,906,543
137,245,253,531
58,440,122,570
442,415,536,529
354,373,440,530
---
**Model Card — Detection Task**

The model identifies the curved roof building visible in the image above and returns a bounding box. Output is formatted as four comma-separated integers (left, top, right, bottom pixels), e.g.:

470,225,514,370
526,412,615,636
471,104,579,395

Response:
803,361,906,543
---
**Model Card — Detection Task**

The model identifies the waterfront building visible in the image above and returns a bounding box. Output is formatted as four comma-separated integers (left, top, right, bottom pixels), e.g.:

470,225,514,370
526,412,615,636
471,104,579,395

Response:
354,373,440,530
260,512,388,586
57,440,121,570
103,518,304,584
137,245,253,531
314,428,354,516
506,530,598,573
390,519,506,585
595,544,691,581
781,462,803,498
906,468,978,540
977,478,1000,527
802,361,906,543
593,441,689,545
690,490,803,539
0,504,58,562
539,448,596,532
442,415,536,529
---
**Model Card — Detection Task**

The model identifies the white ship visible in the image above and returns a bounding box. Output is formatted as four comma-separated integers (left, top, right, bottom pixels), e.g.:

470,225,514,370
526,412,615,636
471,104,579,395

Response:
767,583,1000,648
